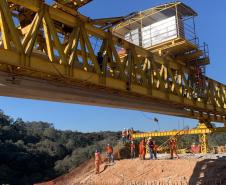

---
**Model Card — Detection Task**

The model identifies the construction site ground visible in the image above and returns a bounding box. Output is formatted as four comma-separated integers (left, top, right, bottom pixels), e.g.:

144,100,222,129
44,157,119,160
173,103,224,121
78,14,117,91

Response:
37,153,226,185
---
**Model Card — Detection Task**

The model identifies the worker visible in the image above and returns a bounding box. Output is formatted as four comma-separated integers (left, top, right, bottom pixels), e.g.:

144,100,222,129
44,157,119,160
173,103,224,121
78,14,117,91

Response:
147,137,154,160
139,138,146,160
105,144,114,163
95,149,102,174
127,129,131,140
130,140,136,159
121,128,127,144
169,138,179,159
126,128,130,140
97,51,104,71
153,140,158,159
138,140,142,159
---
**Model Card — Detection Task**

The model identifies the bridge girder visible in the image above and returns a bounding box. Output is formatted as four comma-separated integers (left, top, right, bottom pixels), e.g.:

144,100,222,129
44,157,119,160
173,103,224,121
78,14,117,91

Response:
0,0,225,122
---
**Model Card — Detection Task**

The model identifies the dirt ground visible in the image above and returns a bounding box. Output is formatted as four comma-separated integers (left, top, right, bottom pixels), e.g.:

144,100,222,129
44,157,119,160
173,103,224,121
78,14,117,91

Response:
36,154,226,185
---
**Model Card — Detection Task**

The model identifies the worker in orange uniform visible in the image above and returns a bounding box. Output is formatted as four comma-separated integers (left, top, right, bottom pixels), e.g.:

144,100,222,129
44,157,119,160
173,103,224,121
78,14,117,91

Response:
105,144,114,163
130,140,136,159
169,138,179,159
139,138,146,160
95,150,102,174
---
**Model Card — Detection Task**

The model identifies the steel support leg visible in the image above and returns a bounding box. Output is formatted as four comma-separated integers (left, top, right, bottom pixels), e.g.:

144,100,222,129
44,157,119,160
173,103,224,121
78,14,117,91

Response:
199,133,208,154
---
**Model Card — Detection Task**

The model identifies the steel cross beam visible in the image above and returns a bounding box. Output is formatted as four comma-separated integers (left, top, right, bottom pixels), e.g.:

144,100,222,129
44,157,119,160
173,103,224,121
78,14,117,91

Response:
131,127,226,138
0,0,225,122
131,123,225,153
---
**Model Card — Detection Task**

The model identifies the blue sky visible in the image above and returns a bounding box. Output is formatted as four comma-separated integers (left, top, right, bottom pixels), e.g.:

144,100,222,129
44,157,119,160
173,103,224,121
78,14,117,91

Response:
0,0,225,132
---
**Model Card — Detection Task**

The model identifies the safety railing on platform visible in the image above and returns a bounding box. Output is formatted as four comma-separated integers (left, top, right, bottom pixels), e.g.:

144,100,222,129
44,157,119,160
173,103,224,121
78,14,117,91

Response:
123,17,199,49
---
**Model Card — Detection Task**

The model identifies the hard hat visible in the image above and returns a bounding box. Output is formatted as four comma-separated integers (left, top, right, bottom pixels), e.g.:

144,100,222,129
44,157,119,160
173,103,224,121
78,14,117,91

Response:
107,144,110,146
148,137,152,140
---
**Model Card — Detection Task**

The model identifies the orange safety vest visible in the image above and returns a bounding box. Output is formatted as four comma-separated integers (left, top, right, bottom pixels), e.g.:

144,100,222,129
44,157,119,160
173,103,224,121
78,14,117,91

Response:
95,152,101,162
106,146,113,154
139,142,142,155
139,140,146,155
169,140,177,149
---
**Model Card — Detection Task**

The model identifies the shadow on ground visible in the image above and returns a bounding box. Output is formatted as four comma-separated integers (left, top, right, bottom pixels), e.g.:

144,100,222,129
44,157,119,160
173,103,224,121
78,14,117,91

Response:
100,163,115,173
189,156,226,185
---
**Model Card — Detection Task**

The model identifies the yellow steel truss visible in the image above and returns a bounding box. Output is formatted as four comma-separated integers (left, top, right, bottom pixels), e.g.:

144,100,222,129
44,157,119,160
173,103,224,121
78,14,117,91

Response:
199,133,208,154
0,0,225,123
131,126,226,138
132,122,226,154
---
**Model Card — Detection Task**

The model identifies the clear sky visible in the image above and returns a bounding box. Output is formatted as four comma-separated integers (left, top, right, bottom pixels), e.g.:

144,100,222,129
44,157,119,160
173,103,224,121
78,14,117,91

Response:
0,0,225,132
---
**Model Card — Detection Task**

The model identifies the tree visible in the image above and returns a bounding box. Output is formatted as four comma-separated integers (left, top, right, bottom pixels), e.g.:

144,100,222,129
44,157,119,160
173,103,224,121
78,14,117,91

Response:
0,111,120,184
0,110,13,126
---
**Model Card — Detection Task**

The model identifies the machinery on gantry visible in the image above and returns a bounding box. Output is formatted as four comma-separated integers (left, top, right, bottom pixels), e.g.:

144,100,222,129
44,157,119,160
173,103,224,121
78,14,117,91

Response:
132,122,226,154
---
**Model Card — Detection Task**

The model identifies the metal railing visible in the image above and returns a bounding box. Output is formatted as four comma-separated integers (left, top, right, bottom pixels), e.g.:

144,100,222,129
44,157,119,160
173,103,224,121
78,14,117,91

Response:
124,17,198,49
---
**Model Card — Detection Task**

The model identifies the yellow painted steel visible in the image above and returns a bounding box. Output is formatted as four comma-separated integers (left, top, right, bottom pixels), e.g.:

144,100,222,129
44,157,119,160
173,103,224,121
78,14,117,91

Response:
199,133,208,154
0,0,225,123
132,127,226,139
132,123,226,154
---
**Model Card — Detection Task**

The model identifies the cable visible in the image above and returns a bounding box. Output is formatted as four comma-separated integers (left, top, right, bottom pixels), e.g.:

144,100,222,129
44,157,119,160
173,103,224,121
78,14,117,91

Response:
140,112,159,131
141,112,155,121
141,112,154,131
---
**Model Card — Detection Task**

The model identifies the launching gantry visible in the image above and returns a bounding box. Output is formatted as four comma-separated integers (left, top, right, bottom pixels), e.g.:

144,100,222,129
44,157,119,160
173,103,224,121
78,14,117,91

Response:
0,1,225,126
132,122,226,154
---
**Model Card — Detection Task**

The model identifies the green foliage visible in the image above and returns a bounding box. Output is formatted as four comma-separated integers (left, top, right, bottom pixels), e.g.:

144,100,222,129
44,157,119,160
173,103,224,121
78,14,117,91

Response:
1,109,226,185
0,110,120,185
209,132,226,147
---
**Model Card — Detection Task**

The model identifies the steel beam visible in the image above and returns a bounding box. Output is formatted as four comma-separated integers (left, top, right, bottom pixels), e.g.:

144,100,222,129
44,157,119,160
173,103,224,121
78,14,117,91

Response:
132,127,226,139
0,49,225,119
0,0,225,123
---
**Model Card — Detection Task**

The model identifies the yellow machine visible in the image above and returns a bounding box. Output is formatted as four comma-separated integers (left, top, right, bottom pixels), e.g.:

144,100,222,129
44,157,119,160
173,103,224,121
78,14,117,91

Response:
132,122,226,154
0,1,225,138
